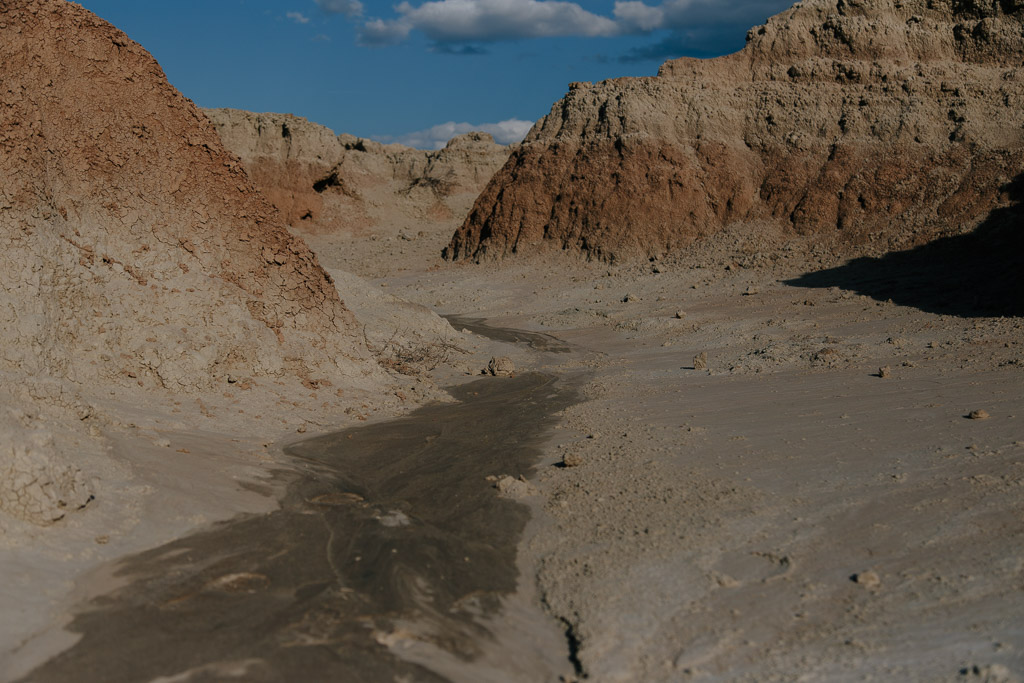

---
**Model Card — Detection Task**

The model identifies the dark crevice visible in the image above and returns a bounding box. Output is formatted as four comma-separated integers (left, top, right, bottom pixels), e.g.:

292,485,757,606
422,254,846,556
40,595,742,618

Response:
312,171,341,193
561,617,586,679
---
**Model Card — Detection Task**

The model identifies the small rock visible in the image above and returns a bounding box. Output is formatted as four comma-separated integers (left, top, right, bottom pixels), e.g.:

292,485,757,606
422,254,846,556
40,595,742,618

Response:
487,356,515,377
878,366,891,378
743,286,758,296
674,310,686,319
623,293,637,303
296,424,307,433
154,438,171,448
851,570,881,589
968,409,990,420
495,475,538,499
693,352,708,370
562,451,584,467
959,664,1016,682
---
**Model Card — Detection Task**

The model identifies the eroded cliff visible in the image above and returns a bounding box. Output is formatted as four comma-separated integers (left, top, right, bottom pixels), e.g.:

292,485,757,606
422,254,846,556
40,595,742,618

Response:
204,108,512,232
445,0,1024,262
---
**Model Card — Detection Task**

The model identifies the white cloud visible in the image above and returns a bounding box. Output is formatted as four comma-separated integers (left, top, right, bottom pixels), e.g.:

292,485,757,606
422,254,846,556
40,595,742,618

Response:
287,11,311,24
613,2,665,32
386,119,535,149
360,0,620,46
356,0,793,49
316,0,364,17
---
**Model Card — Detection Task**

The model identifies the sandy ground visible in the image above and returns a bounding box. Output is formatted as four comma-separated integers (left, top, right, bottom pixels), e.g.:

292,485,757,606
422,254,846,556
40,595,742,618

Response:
4,210,1022,681
310,218,1024,682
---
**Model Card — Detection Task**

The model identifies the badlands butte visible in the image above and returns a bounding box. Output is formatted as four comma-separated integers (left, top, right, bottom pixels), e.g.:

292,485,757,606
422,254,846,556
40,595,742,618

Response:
2,0,1023,681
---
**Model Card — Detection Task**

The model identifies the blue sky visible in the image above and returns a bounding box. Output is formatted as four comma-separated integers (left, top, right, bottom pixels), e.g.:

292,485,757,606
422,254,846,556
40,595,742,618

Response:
78,0,794,148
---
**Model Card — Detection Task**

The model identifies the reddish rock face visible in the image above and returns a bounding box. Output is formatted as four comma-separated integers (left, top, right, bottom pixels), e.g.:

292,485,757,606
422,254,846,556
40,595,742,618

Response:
446,0,1024,263
0,0,372,391
204,109,512,232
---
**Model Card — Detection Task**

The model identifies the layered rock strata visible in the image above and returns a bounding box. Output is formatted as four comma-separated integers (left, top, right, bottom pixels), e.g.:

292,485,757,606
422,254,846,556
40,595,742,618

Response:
204,108,512,231
445,0,1024,262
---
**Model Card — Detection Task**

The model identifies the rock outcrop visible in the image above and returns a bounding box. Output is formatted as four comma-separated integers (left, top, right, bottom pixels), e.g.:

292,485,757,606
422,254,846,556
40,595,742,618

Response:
0,0,376,395
445,0,1024,262
204,108,512,232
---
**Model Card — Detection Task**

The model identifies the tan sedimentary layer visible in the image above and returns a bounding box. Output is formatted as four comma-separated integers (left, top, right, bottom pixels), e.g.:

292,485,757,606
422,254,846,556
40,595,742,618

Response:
0,0,375,394
204,108,512,231
445,0,1024,262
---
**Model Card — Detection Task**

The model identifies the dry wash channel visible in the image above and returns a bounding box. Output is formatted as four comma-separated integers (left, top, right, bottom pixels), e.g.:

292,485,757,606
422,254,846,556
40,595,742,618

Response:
21,372,580,682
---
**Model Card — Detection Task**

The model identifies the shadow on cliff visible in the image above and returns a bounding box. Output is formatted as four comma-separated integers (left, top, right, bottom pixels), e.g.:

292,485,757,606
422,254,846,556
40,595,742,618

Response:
786,175,1024,318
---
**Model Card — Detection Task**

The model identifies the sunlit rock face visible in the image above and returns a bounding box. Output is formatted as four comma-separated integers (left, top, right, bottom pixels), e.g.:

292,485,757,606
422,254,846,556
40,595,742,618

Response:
445,0,1024,262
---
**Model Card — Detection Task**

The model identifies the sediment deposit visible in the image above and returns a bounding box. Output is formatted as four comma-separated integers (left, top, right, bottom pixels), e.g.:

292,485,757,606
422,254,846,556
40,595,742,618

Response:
446,0,1024,262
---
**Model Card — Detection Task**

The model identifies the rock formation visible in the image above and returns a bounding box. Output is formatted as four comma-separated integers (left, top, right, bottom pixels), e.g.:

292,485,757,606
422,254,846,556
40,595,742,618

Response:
445,0,1024,262
204,108,512,232
0,0,376,395
0,0,389,524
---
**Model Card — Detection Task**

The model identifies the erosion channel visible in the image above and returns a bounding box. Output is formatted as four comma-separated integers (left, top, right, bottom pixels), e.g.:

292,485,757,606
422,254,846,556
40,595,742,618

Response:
22,332,581,682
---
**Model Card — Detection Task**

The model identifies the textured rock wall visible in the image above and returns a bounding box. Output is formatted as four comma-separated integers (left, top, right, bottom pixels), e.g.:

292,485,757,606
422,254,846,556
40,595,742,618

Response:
445,0,1024,262
204,108,512,230
0,0,377,395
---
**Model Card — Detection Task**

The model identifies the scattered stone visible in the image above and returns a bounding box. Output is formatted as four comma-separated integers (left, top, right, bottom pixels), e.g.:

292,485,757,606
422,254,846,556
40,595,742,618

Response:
968,409,991,420
487,356,515,377
154,438,171,448
959,664,1017,682
693,352,708,370
562,451,584,468
623,293,637,303
674,310,686,319
376,510,411,527
742,286,758,296
878,366,892,379
851,570,881,589
494,475,538,499
296,424,307,433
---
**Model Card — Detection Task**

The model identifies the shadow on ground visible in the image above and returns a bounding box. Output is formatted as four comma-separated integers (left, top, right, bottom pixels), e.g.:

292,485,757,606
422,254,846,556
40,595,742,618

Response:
786,174,1023,318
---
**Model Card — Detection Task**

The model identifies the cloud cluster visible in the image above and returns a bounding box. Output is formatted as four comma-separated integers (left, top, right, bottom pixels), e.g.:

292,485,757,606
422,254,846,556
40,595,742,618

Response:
360,0,619,46
386,119,535,150
342,0,793,52
286,11,311,24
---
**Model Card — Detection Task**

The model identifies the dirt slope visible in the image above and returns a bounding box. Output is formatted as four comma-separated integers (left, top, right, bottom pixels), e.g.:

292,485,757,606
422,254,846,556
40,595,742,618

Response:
0,0,376,395
0,0,388,528
445,0,1024,262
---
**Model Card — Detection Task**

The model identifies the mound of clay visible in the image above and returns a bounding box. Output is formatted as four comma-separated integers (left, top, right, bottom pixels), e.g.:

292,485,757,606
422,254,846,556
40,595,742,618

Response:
445,0,1023,262
0,0,377,394
204,108,512,231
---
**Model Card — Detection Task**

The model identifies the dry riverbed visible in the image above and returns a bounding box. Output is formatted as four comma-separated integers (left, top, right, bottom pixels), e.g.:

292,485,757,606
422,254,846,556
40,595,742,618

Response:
5,221,1023,682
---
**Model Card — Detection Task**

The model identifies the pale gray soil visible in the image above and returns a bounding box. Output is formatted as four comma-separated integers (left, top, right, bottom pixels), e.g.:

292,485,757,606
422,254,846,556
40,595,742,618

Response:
6,212,1022,682
315,217,1024,682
